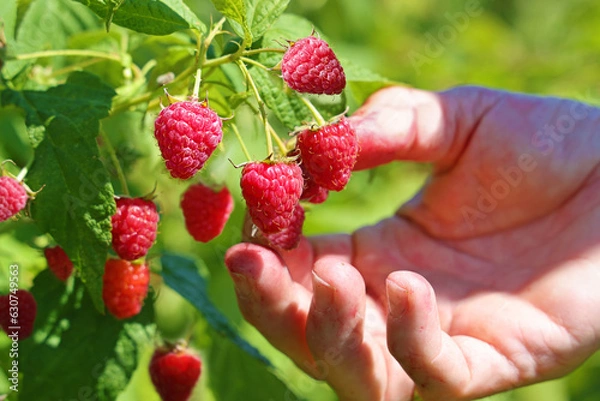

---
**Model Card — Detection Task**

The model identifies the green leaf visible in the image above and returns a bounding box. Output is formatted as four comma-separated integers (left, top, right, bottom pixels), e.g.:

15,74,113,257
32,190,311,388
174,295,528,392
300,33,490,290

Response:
248,0,290,40
3,0,101,80
1,71,117,312
96,321,157,401
74,0,206,35
210,0,252,43
1,71,115,134
0,0,18,47
27,116,115,313
160,253,269,365
20,270,156,401
207,330,305,401
250,66,311,130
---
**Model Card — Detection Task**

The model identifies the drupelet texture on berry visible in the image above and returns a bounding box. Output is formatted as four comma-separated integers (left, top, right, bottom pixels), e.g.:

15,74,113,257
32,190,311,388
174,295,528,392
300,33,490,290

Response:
111,197,159,261
102,259,150,319
299,163,329,204
154,100,223,179
44,246,74,282
0,176,28,222
297,117,358,191
0,289,37,340
241,161,303,234
149,346,202,401
264,204,305,250
281,36,346,95
181,183,233,243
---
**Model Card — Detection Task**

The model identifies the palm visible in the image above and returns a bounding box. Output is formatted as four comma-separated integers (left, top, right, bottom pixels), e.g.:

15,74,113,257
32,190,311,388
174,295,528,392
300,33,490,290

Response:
350,206,600,399
226,86,600,400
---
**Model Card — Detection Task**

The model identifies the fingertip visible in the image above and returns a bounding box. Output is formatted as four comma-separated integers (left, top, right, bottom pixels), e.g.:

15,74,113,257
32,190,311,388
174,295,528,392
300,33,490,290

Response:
386,271,435,318
385,276,409,319
386,271,439,348
386,271,446,388
313,257,364,290
224,242,283,277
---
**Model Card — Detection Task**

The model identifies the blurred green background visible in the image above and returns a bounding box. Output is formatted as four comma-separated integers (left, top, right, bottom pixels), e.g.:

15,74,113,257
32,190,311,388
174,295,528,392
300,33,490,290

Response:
1,0,599,400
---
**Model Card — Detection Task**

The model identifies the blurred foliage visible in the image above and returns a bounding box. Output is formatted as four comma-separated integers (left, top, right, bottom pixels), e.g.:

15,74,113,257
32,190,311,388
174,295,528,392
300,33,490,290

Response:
0,0,599,400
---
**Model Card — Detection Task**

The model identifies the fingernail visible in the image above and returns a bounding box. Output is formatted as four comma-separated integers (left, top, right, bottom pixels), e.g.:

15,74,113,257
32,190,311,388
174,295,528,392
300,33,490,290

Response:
387,279,409,318
312,270,335,312
230,272,256,300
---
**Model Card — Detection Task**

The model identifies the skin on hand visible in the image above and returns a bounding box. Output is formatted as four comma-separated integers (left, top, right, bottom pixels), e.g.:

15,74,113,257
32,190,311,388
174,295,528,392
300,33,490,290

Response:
225,86,600,401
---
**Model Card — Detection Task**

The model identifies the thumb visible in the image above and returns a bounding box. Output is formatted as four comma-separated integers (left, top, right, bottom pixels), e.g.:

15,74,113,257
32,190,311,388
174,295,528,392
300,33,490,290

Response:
349,85,502,171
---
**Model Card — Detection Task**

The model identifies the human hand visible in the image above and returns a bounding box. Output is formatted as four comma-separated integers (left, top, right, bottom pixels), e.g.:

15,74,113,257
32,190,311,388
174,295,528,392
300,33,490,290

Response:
225,86,600,400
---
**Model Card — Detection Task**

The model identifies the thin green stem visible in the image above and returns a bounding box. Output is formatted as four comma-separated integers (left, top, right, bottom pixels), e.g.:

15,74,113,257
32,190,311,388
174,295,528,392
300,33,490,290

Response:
300,96,327,126
192,68,202,99
203,47,279,69
140,59,157,76
197,17,226,67
109,20,278,116
16,166,28,182
236,60,277,156
243,48,286,56
13,49,122,63
202,53,236,69
100,128,129,196
240,56,270,70
48,58,105,78
230,124,252,162
110,61,197,114
268,125,288,155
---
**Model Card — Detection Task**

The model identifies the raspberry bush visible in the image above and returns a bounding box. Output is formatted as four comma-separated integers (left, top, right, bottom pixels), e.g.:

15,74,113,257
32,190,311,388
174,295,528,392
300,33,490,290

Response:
0,0,395,400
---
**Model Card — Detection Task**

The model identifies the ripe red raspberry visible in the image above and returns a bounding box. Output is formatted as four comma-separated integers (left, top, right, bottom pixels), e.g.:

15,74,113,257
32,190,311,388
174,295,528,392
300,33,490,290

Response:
44,246,74,282
154,100,223,179
111,197,159,261
0,176,28,222
102,259,150,319
281,36,346,95
181,183,233,242
299,164,329,204
0,289,37,341
240,161,303,234
149,346,202,401
297,117,358,191
264,204,305,250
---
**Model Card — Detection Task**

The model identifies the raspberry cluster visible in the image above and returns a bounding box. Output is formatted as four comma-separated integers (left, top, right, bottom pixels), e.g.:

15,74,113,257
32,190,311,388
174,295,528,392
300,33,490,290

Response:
233,34,356,250
1,28,358,398
239,114,357,250
101,195,159,319
143,34,354,251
